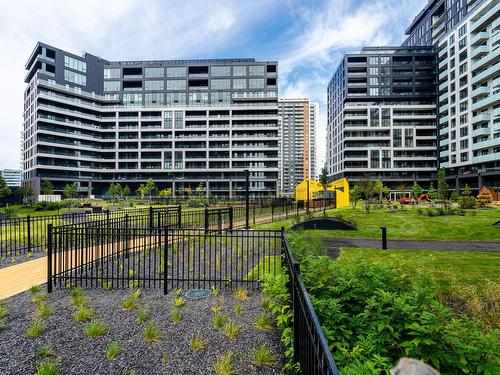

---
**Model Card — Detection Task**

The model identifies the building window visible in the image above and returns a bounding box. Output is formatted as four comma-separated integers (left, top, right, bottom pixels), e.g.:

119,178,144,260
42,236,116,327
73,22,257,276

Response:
175,151,183,169
459,24,467,37
123,93,142,104
64,70,86,86
249,79,265,89
248,66,265,76
145,93,163,105
211,79,231,90
104,81,120,91
381,108,390,127
369,88,379,96
164,111,173,129
460,114,468,125
145,67,164,78
188,92,208,104
369,67,379,75
211,92,231,104
369,56,379,65
166,80,186,90
233,79,247,89
166,92,186,105
174,111,183,129
370,108,379,127
64,56,86,73
104,68,120,79
460,127,468,137
369,77,379,85
380,56,390,64
233,66,246,76
210,66,230,76
166,67,187,77
145,80,164,91
163,151,172,169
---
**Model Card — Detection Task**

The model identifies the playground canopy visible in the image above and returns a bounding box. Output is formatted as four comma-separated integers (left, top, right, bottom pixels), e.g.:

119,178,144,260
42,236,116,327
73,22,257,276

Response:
294,177,350,208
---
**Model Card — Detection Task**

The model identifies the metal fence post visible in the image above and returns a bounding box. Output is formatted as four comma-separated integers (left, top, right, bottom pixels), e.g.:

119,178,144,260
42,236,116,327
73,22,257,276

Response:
229,207,233,230
125,214,130,258
177,205,182,227
204,208,209,231
285,203,288,218
106,210,110,225
157,211,161,228
27,215,31,252
271,204,274,221
253,204,256,225
149,206,153,229
245,169,250,229
163,226,168,295
47,223,53,293
381,227,387,250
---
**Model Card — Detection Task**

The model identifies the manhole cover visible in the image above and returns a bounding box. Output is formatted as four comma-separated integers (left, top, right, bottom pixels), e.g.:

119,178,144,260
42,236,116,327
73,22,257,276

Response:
185,289,212,300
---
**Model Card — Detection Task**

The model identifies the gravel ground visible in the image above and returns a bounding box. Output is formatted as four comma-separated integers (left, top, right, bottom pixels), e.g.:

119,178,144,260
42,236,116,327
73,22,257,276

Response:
0,287,284,375
0,245,46,270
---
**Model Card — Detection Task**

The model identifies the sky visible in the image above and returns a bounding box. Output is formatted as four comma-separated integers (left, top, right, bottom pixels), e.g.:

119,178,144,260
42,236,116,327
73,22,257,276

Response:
0,0,427,171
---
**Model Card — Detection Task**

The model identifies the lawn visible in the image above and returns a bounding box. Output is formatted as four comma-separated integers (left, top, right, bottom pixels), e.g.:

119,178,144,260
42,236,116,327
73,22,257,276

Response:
338,247,500,329
255,206,500,242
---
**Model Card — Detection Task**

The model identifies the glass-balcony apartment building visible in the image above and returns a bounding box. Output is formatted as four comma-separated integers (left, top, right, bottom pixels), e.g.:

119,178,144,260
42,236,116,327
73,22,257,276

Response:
326,47,438,188
22,42,279,197
403,0,499,191
278,98,317,194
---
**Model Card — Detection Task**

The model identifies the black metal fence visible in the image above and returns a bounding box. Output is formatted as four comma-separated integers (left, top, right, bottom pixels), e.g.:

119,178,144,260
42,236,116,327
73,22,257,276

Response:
1,198,336,258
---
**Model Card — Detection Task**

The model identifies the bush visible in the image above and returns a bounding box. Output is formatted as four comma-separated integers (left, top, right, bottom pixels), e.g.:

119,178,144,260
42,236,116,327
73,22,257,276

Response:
458,196,477,209
264,236,500,374
476,187,493,208
187,198,209,208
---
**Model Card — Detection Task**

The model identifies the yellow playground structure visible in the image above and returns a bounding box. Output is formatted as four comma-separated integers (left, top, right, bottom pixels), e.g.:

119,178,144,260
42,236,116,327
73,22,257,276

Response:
294,177,350,208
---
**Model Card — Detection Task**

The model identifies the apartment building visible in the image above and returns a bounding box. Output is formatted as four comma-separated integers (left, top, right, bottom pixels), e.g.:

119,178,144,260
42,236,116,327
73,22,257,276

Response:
278,98,317,193
23,42,279,197
437,0,499,191
1,169,22,187
327,47,437,188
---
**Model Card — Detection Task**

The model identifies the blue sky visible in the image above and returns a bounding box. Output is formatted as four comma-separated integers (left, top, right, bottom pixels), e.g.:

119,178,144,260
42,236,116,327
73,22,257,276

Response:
0,0,426,170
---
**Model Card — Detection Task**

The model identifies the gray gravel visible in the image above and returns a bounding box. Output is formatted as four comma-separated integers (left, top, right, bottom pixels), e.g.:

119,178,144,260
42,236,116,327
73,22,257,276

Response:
0,245,46,270
0,287,284,375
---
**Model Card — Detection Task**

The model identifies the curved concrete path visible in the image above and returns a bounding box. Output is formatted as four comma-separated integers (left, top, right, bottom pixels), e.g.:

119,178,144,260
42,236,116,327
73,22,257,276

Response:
320,237,500,252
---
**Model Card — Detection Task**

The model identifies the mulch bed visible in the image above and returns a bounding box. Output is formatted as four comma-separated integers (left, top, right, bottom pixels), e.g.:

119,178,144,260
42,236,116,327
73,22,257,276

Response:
0,287,284,374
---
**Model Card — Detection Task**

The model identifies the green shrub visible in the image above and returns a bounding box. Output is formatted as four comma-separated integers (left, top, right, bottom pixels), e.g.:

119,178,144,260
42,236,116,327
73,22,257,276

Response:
84,320,108,338
74,307,94,323
36,359,60,375
458,195,477,209
26,321,44,338
106,341,121,360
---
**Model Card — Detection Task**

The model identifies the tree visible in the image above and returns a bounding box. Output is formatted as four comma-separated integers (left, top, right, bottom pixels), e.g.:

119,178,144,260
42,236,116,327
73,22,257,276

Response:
410,182,424,204
0,174,11,203
41,180,54,195
458,184,476,209
123,185,131,197
137,184,146,199
374,180,389,205
396,184,408,209
476,186,493,208
184,187,193,197
437,168,449,211
158,188,172,197
450,190,459,203
428,183,437,201
18,186,34,202
195,183,205,197
319,165,332,215
349,183,362,209
359,174,376,213
63,183,78,199
144,178,156,199
109,182,122,201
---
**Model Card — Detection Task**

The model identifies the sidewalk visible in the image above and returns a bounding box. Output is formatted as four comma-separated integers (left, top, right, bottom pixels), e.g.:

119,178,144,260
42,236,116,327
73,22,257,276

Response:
320,237,500,252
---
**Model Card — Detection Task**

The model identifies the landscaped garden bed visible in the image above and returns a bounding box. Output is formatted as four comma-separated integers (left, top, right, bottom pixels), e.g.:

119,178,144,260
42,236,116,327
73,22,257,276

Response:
0,286,284,374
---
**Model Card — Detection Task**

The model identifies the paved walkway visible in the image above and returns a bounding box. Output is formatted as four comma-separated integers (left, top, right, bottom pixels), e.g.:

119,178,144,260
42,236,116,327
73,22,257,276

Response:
320,237,500,252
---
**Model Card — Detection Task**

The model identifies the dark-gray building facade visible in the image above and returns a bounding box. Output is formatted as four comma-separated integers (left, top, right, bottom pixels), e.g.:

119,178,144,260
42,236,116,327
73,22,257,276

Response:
327,47,438,188
23,42,279,197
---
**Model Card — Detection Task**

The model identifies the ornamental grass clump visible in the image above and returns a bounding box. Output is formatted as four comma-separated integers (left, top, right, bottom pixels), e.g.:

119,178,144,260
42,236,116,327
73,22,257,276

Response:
213,314,225,330
26,321,44,338
106,341,121,360
144,322,162,343
35,359,60,375
214,351,236,375
136,307,151,324
234,287,249,302
190,333,207,351
69,288,89,308
222,320,241,340
174,297,185,307
254,313,273,331
74,307,94,323
251,345,276,367
172,309,182,325
84,320,108,338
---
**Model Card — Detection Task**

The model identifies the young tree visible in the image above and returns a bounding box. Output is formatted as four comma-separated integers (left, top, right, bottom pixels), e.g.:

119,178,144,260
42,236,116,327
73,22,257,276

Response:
0,174,11,203
450,190,459,203
437,168,449,211
137,184,146,199
184,187,193,197
109,182,122,201
19,186,34,202
41,180,54,195
63,183,78,199
374,180,389,205
123,185,131,197
349,183,362,209
476,186,493,207
195,183,205,197
359,174,376,213
144,178,157,199
428,183,438,202
410,182,424,204
319,165,332,215
458,184,476,209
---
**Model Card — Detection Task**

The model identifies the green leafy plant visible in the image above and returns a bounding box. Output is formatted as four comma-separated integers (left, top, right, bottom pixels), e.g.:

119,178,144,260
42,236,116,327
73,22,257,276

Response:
144,322,162,343
211,306,222,314
84,320,109,338
30,285,42,294
122,290,141,310
261,298,271,310
222,320,241,340
162,353,170,365
36,346,55,358
211,286,219,297
106,341,121,360
175,289,182,296
214,351,236,375
136,307,151,324
74,307,94,323
251,345,276,367
172,309,182,325
32,293,48,306
36,359,61,375
174,297,185,307
69,288,89,308
190,333,207,351
254,313,273,331
26,321,44,338
36,304,54,319
213,314,225,330
0,304,8,320
234,304,243,315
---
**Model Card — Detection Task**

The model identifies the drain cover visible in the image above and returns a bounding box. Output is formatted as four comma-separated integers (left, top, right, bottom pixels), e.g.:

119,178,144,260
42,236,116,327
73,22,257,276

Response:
185,289,212,300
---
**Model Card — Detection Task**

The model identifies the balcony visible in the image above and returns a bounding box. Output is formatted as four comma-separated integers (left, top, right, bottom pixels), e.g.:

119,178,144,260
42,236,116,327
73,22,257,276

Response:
439,127,449,136
439,115,449,124
471,91,500,111
471,113,492,125
439,92,448,102
471,31,489,46
472,63,500,85
471,2,500,32
472,127,491,137
439,81,448,91
471,45,489,59
472,138,500,151
471,48,500,71
471,86,490,98
438,59,448,69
